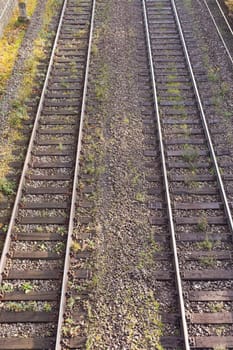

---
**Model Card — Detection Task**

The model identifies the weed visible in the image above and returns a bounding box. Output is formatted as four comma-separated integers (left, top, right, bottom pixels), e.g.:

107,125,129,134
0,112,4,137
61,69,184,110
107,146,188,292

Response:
200,257,215,267
57,226,66,235
209,302,224,313
196,238,213,251
0,178,15,196
216,326,225,336
67,297,75,309
167,74,177,81
94,64,109,101
5,302,23,312
76,28,87,38
214,346,226,350
208,67,219,82
54,242,65,254
58,143,63,150
180,124,190,136
5,301,37,312
21,282,34,294
87,153,95,162
220,82,229,97
167,87,180,94
91,43,98,56
37,243,47,251
86,164,95,175
95,166,105,176
0,282,14,294
182,144,198,163
43,302,52,312
62,317,80,337
223,111,231,118
71,240,81,253
132,174,140,186
85,239,95,250
197,214,208,232
212,96,221,107
2,225,8,233
135,192,145,203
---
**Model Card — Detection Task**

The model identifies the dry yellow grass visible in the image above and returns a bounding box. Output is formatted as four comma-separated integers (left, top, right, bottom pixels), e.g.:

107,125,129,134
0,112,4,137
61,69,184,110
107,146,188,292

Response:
225,0,233,12
0,0,62,186
0,0,37,95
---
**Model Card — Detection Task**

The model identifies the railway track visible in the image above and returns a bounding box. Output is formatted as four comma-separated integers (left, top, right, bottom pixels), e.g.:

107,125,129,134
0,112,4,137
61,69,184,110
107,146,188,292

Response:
204,0,233,65
142,0,233,348
0,0,95,348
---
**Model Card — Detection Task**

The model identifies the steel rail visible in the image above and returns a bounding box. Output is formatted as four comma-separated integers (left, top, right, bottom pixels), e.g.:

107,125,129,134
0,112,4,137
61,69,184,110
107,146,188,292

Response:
141,1,190,349
172,0,233,234
203,0,233,65
0,0,68,282
55,0,96,348
215,0,233,35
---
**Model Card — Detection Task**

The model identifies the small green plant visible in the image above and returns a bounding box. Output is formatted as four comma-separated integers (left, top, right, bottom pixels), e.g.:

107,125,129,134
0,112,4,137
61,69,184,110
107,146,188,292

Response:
91,43,98,56
21,282,34,294
212,96,221,107
132,174,140,186
57,227,66,235
156,345,164,350
180,124,190,136
71,240,81,253
5,301,37,312
135,192,145,203
2,225,8,233
95,166,105,176
87,153,95,163
58,143,63,150
208,67,219,82
62,318,80,337
86,164,95,175
85,239,95,250
197,215,208,232
75,28,86,38
200,257,215,267
223,111,231,118
0,282,14,293
196,238,213,251
67,297,75,309
167,87,180,94
216,326,225,336
182,144,198,163
43,302,52,312
54,242,65,254
5,302,23,312
35,226,43,233
37,243,47,251
26,301,37,311
209,302,224,313
0,178,15,196
220,82,229,97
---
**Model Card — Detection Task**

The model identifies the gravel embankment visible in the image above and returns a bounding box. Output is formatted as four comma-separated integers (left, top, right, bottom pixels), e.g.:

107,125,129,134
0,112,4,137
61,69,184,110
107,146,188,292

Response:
76,0,170,348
